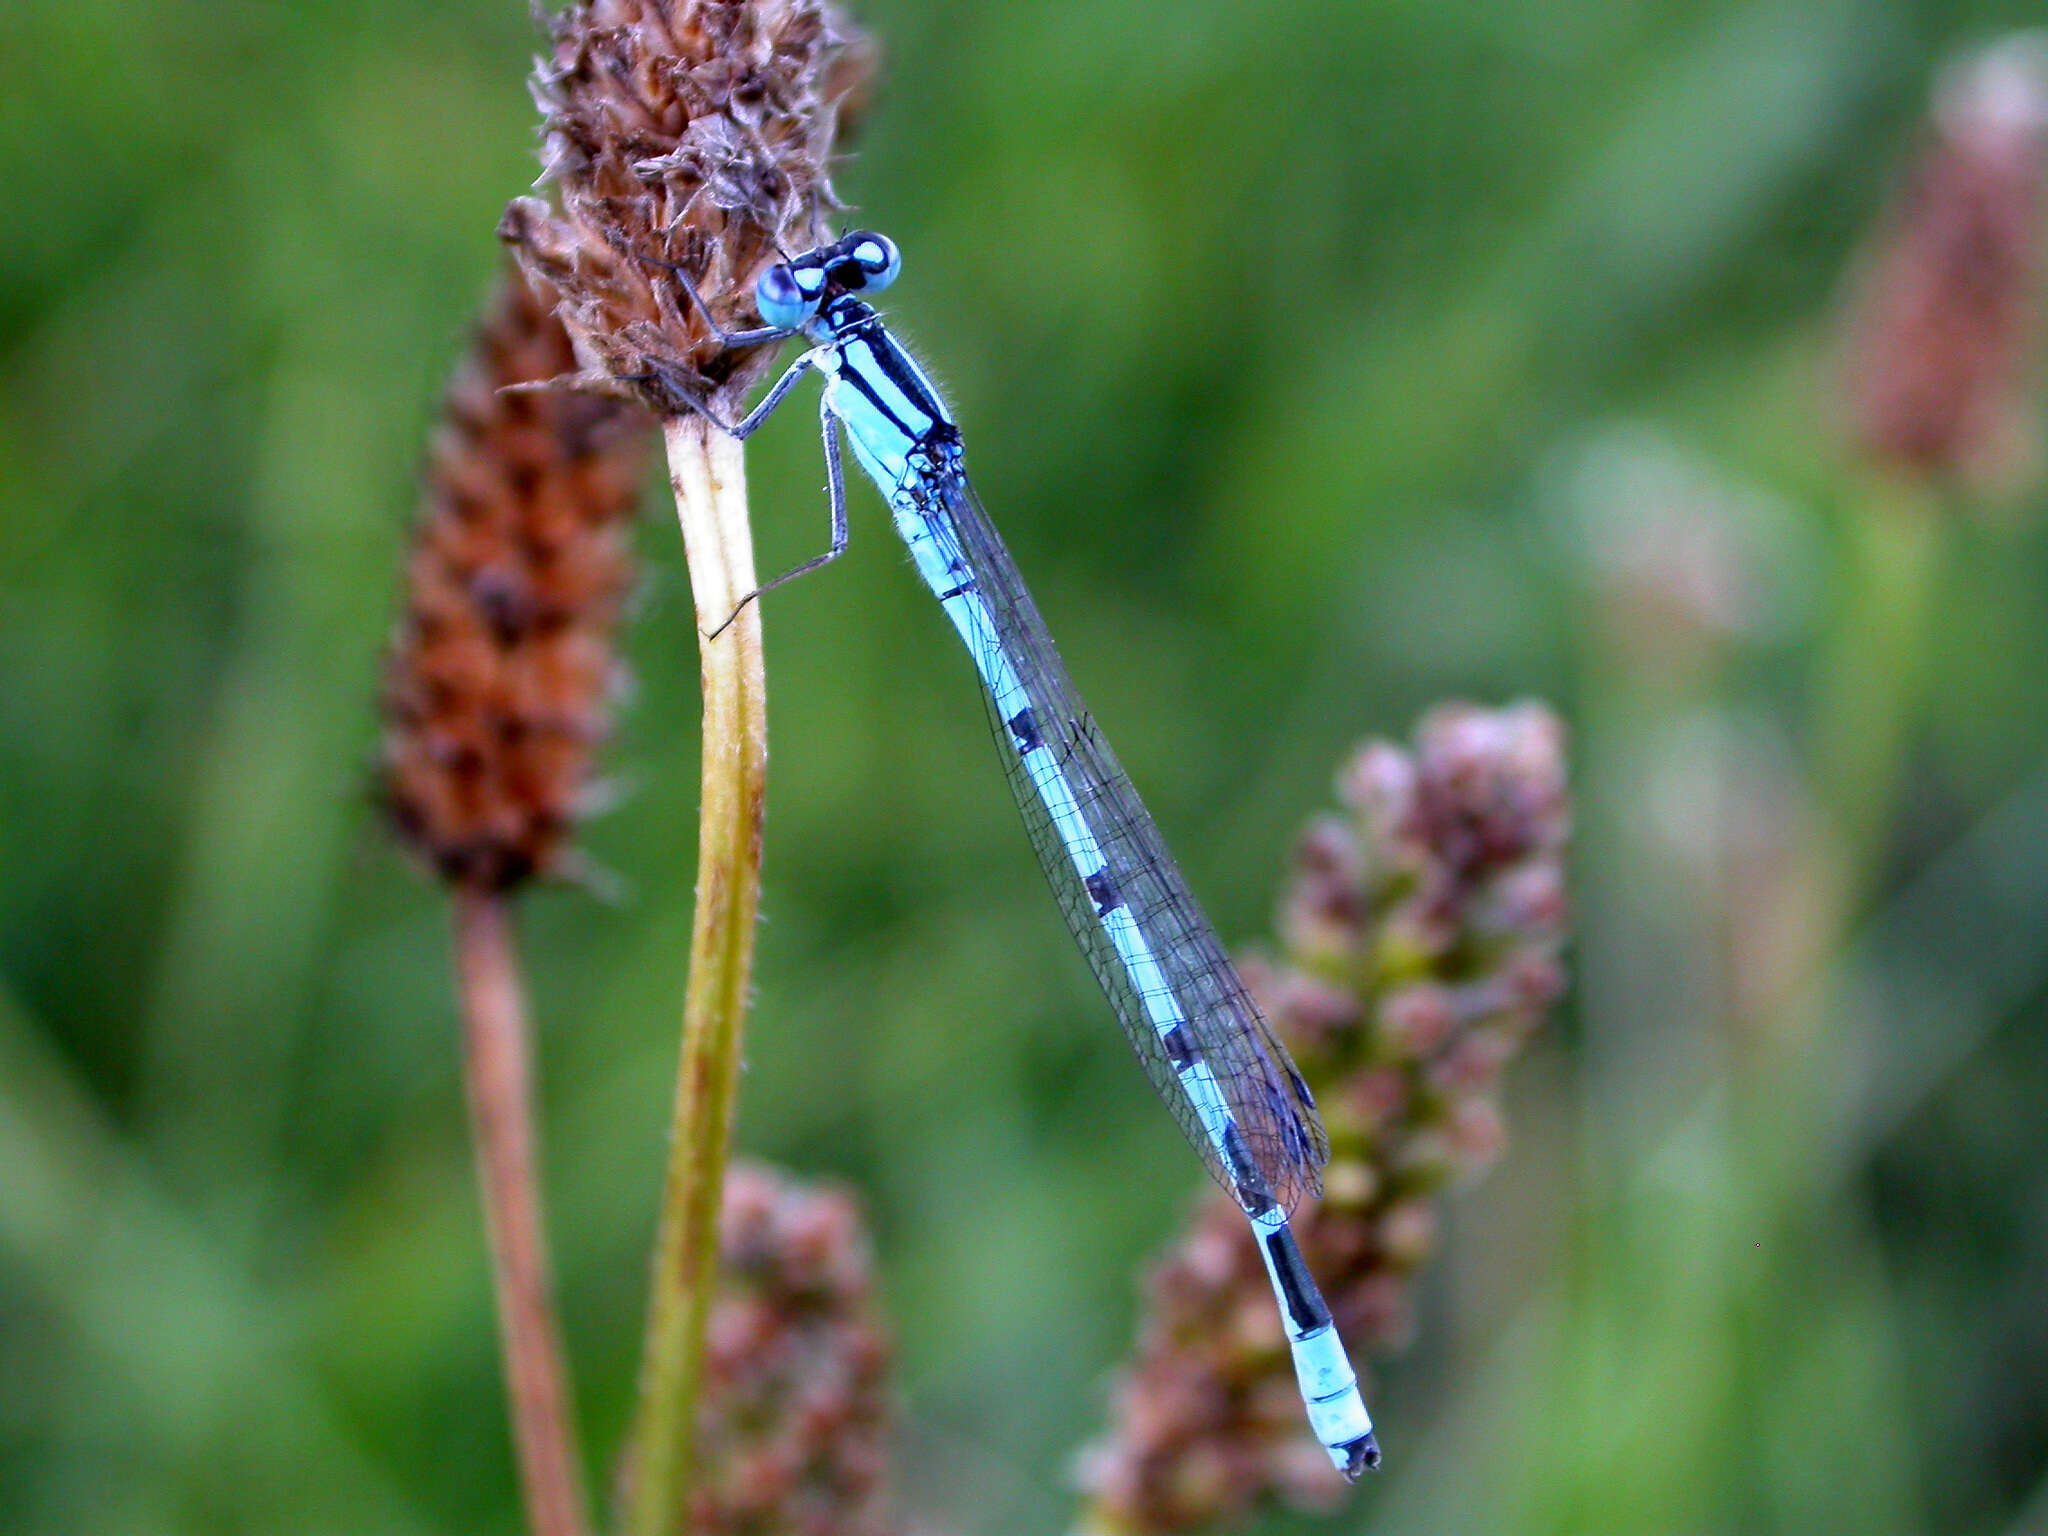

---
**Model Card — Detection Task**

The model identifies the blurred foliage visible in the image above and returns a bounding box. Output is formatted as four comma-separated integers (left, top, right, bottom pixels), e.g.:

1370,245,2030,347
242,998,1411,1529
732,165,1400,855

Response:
3,2,2047,1535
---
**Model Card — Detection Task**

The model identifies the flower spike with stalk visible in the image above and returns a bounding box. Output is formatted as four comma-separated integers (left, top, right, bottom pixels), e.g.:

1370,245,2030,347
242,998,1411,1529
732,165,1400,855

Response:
384,261,653,1536
500,4,871,1532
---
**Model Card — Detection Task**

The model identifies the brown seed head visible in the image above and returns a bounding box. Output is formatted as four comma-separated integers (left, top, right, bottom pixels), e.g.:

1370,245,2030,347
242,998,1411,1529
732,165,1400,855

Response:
382,265,651,892
1077,704,1570,1533
1841,33,2048,490
501,0,873,417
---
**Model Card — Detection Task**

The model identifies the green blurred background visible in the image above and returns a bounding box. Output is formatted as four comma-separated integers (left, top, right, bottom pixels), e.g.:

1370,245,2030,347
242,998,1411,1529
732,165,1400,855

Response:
5,0,2048,1532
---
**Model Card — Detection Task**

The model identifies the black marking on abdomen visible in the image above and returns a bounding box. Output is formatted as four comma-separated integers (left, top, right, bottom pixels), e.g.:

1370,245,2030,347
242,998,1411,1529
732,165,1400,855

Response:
1263,1228,1333,1334
1160,1022,1196,1069
1221,1124,1278,1214
1007,707,1043,754
1084,866,1123,916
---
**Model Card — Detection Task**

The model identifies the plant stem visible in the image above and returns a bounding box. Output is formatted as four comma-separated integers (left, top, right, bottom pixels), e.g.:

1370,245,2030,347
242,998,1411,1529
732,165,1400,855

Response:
1810,480,1945,911
621,415,767,1536
453,885,591,1536
1734,481,1947,1182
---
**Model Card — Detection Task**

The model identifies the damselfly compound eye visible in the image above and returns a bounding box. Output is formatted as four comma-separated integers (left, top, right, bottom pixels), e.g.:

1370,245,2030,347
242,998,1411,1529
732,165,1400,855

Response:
756,263,822,330
847,232,901,292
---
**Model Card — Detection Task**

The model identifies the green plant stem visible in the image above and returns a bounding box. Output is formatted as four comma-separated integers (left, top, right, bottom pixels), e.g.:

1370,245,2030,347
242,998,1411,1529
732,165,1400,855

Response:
453,885,592,1536
621,415,767,1536
1732,479,1948,1198
1809,479,1945,913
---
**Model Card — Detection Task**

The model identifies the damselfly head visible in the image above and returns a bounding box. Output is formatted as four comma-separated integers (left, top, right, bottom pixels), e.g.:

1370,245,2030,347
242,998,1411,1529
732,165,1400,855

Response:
757,231,901,329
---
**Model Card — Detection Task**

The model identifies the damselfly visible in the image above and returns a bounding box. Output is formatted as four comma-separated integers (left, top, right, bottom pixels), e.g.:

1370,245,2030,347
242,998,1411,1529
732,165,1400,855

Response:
659,231,1379,1479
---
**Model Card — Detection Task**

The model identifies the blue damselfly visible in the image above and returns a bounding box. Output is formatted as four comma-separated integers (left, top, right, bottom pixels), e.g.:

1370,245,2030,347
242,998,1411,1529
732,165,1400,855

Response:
659,232,1379,1479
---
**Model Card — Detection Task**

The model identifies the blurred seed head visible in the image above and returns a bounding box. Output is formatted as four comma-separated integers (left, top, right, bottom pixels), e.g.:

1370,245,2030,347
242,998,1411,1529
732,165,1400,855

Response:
1841,32,2048,494
383,265,651,892
690,1162,897,1536
502,0,873,417
1077,704,1570,1532
1547,424,1813,682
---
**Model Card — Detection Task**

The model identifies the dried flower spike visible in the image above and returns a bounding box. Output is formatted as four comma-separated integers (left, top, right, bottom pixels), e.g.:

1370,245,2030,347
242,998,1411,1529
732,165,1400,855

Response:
1841,32,2048,490
383,264,650,892
1077,704,1571,1533
690,1163,897,1536
509,10,876,1530
501,0,872,418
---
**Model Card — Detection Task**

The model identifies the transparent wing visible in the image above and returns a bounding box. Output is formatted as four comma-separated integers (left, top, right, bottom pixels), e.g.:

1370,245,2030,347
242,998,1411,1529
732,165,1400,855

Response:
904,454,1328,1211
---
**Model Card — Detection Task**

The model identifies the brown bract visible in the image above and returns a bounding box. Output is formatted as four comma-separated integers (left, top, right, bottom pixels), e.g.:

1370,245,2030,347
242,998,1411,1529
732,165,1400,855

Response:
502,0,872,418
1078,704,1571,1533
383,266,651,892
